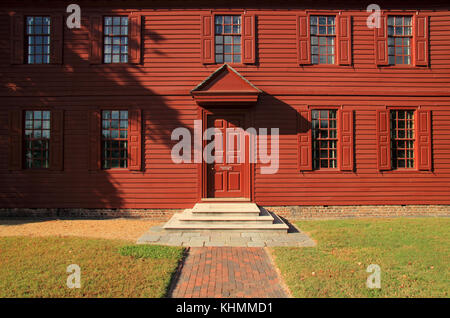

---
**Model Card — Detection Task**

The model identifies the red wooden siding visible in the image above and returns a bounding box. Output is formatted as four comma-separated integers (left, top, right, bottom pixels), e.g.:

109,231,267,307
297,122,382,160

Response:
0,2,449,209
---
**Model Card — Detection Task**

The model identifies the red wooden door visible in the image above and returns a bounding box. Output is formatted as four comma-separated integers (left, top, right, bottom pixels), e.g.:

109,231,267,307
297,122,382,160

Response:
207,114,247,198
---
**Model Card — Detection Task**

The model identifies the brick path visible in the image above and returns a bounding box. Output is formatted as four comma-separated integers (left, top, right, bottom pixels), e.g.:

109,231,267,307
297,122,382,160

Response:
170,247,288,298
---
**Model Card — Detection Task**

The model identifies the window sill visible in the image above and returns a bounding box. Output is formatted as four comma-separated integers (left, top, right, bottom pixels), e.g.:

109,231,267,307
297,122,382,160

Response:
381,169,432,173
301,64,350,68
301,169,349,174
378,65,427,70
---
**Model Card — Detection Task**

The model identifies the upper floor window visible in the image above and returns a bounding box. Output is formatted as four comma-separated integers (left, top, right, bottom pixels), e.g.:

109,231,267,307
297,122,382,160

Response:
312,109,338,169
310,16,336,64
390,110,415,169
26,16,51,64
24,110,51,168
387,16,412,65
102,110,128,169
214,15,241,64
104,16,129,63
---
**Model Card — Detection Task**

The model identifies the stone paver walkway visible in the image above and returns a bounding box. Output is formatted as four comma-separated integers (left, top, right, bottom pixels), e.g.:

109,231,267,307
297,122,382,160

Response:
170,247,288,298
137,225,316,247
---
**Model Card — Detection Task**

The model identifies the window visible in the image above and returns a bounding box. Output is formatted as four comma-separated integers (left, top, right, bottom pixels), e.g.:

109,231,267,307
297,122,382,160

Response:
26,16,51,64
214,15,241,64
310,16,336,64
387,16,412,65
24,110,51,168
312,110,338,169
102,110,128,169
391,110,415,169
103,16,129,63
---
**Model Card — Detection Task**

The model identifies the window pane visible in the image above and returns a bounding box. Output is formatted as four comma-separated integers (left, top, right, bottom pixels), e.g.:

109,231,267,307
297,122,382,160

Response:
103,16,129,64
24,109,51,168
215,16,242,64
311,109,338,170
102,110,128,169
26,16,51,64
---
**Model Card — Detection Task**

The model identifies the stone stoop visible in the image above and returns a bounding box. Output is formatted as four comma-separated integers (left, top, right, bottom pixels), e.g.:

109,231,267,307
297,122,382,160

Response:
163,202,289,233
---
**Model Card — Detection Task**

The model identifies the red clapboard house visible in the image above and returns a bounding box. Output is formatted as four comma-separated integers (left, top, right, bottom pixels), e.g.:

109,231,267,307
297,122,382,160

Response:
0,0,449,219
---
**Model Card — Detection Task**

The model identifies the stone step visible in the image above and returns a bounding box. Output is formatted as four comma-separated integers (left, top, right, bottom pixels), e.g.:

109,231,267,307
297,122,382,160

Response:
178,209,274,224
163,206,289,233
191,202,260,213
163,216,288,232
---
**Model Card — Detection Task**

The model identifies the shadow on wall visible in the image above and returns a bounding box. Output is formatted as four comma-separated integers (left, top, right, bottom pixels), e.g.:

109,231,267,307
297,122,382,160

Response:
0,8,188,212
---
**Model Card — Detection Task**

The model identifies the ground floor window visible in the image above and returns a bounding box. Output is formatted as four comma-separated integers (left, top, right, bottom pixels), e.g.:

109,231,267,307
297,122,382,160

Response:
390,109,415,169
312,109,338,169
101,110,128,169
24,110,51,169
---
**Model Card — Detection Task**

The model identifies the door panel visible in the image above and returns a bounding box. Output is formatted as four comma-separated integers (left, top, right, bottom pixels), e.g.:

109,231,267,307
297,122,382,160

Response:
207,114,247,198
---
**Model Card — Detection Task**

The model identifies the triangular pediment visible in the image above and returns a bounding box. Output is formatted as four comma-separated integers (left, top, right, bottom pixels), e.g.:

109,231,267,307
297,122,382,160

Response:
191,64,261,107
192,64,261,93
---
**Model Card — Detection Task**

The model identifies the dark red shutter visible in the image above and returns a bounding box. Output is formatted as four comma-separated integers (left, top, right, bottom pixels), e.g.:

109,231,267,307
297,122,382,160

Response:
50,110,64,170
377,109,391,171
88,110,101,170
129,13,142,64
242,13,256,64
414,14,429,67
339,110,354,171
89,15,102,64
417,110,432,171
10,13,24,64
50,13,63,64
337,14,352,66
128,109,142,171
297,13,311,65
298,109,312,171
8,110,22,170
375,15,388,66
200,13,214,64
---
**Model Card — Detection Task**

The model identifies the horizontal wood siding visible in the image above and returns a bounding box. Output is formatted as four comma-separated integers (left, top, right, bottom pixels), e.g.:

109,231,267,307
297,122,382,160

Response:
0,2,449,209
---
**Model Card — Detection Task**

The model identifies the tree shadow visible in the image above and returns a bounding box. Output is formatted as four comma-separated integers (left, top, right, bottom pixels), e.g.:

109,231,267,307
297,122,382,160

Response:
0,9,189,214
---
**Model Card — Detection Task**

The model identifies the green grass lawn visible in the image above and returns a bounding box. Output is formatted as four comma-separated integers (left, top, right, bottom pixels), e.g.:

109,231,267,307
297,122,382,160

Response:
0,237,184,298
271,218,449,298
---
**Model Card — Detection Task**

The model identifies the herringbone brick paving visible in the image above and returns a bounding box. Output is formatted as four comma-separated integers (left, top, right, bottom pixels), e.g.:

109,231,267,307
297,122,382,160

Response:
170,247,288,298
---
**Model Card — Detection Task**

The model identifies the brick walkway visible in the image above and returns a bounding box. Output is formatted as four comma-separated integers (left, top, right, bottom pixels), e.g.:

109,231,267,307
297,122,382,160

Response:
170,247,288,298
